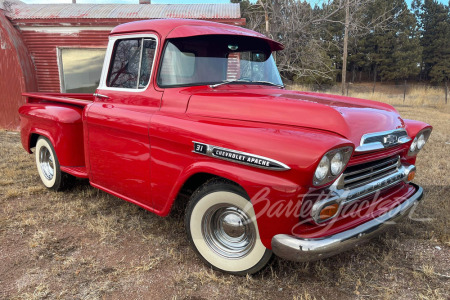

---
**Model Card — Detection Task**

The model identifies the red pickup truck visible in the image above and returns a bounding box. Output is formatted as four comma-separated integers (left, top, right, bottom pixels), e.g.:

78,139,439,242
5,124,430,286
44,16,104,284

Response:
19,19,432,275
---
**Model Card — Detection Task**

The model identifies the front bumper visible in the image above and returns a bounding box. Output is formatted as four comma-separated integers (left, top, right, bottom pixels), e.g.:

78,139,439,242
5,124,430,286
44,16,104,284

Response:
271,183,423,262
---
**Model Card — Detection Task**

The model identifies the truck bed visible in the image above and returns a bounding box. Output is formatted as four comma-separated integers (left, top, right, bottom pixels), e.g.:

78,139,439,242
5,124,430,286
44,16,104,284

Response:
23,92,94,107
20,92,93,178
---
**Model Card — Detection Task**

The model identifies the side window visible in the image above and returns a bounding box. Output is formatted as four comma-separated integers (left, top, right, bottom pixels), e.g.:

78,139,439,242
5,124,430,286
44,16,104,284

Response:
106,38,156,89
139,39,157,88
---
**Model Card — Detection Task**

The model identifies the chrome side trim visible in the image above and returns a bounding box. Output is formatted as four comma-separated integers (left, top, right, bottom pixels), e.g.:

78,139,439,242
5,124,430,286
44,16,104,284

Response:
272,184,423,262
356,129,411,152
192,141,290,171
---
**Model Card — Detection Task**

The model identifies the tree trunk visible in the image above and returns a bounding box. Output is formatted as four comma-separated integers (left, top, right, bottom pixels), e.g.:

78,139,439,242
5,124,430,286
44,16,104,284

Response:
352,65,355,83
446,80,448,104
258,0,270,37
403,80,407,102
372,65,377,94
341,0,349,95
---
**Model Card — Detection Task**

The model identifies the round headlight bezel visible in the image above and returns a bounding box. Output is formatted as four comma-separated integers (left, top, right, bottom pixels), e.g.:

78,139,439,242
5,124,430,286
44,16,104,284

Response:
408,128,431,156
313,146,353,186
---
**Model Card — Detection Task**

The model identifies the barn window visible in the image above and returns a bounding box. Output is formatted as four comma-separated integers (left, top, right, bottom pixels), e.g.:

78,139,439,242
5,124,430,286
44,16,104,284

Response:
59,48,106,93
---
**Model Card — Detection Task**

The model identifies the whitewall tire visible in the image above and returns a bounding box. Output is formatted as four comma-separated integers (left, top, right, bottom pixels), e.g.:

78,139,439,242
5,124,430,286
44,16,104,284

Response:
35,136,65,190
185,180,272,275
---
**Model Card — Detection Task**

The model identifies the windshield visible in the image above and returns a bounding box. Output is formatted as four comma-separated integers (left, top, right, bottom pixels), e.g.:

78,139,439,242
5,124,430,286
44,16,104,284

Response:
157,35,283,88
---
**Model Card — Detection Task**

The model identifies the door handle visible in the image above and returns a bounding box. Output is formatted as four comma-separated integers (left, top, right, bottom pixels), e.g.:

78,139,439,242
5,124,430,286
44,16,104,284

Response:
94,93,110,100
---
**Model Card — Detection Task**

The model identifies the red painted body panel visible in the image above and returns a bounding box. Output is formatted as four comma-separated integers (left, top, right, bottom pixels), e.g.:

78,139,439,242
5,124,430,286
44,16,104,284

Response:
112,19,250,38
85,88,162,206
186,86,404,146
19,103,85,167
18,19,432,250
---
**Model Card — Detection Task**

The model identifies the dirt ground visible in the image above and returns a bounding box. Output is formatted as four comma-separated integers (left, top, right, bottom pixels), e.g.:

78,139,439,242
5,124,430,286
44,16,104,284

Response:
0,104,449,300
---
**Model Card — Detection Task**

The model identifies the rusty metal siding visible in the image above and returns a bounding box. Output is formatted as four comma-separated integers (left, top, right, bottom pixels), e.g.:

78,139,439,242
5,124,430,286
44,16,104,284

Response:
0,10,37,130
7,3,241,20
20,30,110,93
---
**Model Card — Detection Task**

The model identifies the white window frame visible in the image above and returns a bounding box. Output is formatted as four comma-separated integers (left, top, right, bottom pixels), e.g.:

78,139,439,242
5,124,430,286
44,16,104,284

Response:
57,47,107,93
98,34,159,93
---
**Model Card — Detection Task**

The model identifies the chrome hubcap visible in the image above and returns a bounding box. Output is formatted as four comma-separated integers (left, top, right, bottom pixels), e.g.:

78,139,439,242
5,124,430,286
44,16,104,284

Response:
202,204,256,259
39,146,54,180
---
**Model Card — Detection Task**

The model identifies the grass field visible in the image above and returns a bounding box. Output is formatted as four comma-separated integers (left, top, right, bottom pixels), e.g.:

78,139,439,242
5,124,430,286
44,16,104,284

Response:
0,90,449,299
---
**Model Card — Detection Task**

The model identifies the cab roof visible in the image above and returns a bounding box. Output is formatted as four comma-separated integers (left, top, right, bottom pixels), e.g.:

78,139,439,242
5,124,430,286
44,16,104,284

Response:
111,19,284,51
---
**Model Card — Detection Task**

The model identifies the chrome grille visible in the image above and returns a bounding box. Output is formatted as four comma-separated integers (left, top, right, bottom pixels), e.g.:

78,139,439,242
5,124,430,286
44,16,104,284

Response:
341,156,400,189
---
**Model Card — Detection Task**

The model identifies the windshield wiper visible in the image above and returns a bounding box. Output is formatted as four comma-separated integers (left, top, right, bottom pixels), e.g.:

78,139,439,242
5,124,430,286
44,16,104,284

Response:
209,79,284,88
250,81,284,88
209,79,251,88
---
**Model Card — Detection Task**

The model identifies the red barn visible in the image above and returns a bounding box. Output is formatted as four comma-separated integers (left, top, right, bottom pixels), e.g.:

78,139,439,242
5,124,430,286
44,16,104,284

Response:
0,1,244,129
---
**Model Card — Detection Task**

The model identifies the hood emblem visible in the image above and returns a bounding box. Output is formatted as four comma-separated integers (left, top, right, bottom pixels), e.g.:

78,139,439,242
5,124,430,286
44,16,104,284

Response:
356,129,411,152
383,134,398,146
193,142,290,171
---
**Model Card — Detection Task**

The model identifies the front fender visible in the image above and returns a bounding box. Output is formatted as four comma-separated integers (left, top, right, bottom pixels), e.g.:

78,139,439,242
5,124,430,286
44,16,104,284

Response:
403,119,432,164
167,161,306,249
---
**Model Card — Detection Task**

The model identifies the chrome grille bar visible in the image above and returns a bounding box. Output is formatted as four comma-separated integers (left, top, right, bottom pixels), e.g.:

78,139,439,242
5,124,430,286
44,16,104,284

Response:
341,156,400,189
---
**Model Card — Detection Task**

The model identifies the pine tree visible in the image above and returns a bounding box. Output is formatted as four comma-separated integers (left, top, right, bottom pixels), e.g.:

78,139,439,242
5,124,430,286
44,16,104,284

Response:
414,0,450,83
363,0,422,82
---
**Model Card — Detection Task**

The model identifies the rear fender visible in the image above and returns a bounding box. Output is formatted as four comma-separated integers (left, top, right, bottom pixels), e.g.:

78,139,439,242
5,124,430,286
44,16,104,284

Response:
19,103,85,167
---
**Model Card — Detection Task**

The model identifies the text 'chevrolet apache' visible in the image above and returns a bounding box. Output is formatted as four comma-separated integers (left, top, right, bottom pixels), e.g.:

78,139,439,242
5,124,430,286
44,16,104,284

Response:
19,19,432,275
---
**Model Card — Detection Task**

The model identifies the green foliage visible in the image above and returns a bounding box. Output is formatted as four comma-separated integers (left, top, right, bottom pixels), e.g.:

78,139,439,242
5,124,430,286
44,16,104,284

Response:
415,0,450,83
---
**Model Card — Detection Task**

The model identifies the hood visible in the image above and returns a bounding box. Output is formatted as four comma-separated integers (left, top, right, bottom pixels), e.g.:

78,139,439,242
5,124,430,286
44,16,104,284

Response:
186,86,405,146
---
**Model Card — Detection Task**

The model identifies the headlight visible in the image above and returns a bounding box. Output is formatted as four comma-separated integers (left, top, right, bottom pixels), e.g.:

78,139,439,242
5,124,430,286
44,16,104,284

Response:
313,146,353,186
408,129,431,156
410,137,418,152
330,152,344,175
315,156,330,181
417,133,426,150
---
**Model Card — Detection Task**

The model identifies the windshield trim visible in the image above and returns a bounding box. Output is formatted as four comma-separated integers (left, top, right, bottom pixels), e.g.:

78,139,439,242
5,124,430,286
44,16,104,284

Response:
156,39,284,89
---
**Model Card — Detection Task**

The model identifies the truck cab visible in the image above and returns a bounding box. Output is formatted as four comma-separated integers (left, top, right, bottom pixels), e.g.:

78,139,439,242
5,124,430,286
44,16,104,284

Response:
19,19,432,275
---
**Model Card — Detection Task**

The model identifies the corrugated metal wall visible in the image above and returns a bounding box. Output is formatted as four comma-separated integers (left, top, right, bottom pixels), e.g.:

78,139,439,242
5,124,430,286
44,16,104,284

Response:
0,10,37,130
21,30,110,93
9,3,241,20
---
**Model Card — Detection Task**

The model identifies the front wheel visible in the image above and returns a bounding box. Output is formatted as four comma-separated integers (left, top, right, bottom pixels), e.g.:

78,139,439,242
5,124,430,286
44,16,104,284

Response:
185,180,272,275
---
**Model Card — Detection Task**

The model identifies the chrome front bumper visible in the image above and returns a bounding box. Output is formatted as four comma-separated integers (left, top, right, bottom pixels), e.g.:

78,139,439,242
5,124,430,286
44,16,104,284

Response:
271,184,423,262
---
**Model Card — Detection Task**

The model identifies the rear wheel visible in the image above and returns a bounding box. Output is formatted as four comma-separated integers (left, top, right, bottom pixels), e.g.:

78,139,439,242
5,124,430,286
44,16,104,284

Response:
35,137,69,191
185,180,272,275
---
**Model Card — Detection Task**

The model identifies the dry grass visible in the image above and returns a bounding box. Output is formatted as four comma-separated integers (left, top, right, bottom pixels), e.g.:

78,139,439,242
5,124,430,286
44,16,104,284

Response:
289,83,450,113
0,98,449,299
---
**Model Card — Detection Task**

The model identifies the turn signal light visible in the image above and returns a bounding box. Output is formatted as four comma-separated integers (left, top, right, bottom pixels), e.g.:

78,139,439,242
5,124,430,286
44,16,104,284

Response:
407,170,415,182
319,203,339,220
